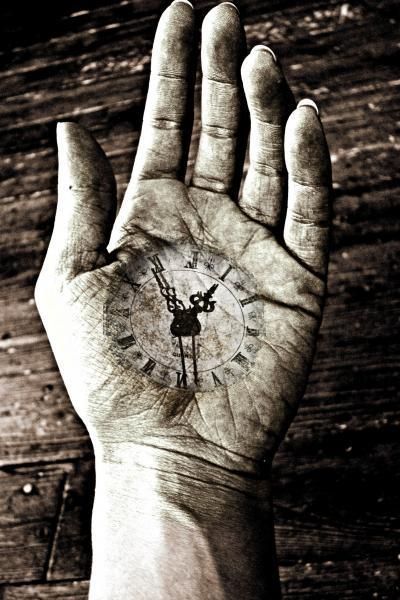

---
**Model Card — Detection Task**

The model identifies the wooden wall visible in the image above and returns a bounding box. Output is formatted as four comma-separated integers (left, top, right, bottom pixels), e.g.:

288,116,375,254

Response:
0,0,399,596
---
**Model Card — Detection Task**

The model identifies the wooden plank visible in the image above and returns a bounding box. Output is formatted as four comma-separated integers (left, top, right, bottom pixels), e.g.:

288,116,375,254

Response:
1,562,399,600
46,460,94,581
0,580,89,599
279,558,400,598
0,461,93,584
0,365,92,466
274,441,400,560
0,463,70,583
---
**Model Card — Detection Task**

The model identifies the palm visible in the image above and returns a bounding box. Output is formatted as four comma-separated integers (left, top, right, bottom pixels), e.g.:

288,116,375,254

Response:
36,3,330,476
63,178,325,473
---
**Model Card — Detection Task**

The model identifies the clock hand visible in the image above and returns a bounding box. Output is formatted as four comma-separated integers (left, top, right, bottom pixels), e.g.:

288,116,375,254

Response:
191,335,199,386
152,269,185,313
185,283,219,386
177,335,188,389
189,283,219,314
204,283,219,308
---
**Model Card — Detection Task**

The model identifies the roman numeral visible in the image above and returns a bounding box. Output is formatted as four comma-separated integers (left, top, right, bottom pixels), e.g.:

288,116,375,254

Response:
246,327,259,337
117,334,136,349
219,264,232,281
211,371,223,386
148,254,165,273
114,307,130,319
176,371,188,389
185,251,199,269
141,359,156,375
231,352,251,371
240,295,260,307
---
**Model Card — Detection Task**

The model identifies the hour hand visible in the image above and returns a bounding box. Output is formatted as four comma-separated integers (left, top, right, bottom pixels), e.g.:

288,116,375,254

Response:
206,283,219,301
189,283,219,313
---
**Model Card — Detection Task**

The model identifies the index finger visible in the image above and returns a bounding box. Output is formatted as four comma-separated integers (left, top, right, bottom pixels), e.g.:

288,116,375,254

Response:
128,0,195,186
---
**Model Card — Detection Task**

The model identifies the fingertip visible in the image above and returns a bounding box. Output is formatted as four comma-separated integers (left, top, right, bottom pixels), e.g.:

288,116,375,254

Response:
153,0,195,74
156,0,195,54
202,1,241,35
297,98,319,115
56,120,75,146
56,120,90,147
201,2,243,82
56,121,79,165
163,0,195,23
170,0,193,8
56,121,115,192
206,2,240,16
285,104,331,186
218,1,240,13
241,44,283,91
251,44,277,63
56,120,68,135
241,43,291,126
242,44,277,74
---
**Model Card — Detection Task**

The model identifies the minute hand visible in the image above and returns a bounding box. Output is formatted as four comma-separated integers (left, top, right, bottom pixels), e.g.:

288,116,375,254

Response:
152,269,185,313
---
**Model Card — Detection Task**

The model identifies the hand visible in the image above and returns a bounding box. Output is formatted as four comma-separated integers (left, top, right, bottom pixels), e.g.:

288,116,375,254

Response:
36,1,330,472
35,2,331,598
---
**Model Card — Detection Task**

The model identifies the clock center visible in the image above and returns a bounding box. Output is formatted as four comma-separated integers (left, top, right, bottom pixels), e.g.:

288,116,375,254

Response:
130,269,245,374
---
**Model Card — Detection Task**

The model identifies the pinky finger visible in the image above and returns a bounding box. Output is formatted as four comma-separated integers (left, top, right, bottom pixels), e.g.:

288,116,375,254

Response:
283,100,332,277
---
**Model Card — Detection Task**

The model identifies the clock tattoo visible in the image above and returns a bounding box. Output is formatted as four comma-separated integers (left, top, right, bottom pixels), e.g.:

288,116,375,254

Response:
104,244,263,391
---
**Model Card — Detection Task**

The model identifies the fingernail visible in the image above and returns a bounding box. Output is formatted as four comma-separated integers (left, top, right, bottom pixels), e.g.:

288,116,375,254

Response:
297,98,319,116
218,2,240,13
251,45,277,63
170,0,194,8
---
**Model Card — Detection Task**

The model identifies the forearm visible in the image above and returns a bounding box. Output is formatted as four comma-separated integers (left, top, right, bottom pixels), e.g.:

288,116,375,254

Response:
89,443,281,600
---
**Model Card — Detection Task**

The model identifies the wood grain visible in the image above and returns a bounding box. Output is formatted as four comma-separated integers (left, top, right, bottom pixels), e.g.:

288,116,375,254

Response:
0,0,399,597
0,581,90,599
0,463,68,582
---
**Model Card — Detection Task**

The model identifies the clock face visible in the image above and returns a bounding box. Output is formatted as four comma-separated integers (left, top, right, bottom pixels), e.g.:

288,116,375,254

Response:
104,244,263,391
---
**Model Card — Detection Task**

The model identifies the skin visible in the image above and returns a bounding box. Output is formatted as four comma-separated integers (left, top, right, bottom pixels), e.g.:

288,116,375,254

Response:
35,2,331,599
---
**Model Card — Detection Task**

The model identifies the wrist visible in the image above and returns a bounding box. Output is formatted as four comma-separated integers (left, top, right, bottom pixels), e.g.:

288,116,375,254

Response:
90,443,281,600
95,439,272,503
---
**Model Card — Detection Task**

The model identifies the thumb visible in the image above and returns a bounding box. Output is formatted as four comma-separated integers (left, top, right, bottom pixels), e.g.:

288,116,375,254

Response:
42,122,117,281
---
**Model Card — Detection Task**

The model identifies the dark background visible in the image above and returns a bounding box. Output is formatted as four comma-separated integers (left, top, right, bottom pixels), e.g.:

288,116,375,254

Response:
0,0,399,597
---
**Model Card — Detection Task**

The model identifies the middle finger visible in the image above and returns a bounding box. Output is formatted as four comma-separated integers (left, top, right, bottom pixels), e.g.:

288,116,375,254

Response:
191,3,245,196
